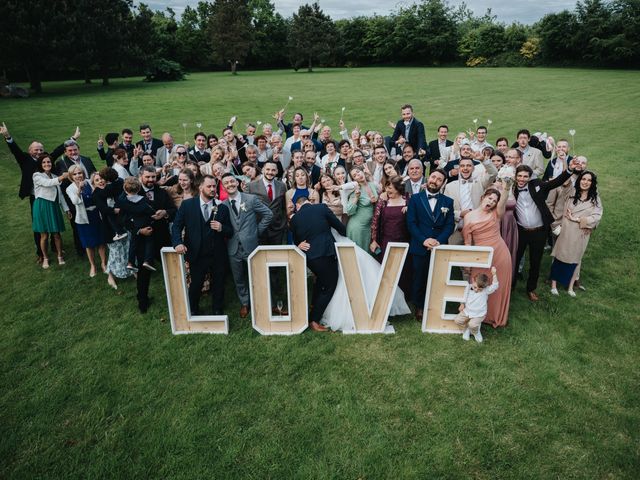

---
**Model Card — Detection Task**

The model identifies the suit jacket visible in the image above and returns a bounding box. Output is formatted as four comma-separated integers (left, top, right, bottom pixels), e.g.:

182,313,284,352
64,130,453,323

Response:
406,191,455,256
443,159,498,223
290,203,347,260
390,118,427,153
140,184,177,250
171,197,233,264
427,139,453,171
403,177,426,198
513,169,572,228
136,138,163,156
156,145,176,167
223,192,273,258
245,179,287,233
521,147,545,178
543,155,573,181
188,148,211,164
5,138,65,199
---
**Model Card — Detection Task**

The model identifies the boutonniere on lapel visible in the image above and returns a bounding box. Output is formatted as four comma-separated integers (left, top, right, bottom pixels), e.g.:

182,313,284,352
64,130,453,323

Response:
441,207,449,215
239,202,247,213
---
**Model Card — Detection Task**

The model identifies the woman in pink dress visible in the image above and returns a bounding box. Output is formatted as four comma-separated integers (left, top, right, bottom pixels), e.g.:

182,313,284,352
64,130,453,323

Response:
462,184,513,328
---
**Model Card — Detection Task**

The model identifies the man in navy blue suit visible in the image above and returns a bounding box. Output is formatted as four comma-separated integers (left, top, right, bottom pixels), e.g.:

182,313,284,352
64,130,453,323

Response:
290,196,347,332
406,168,455,320
172,175,233,315
390,104,427,158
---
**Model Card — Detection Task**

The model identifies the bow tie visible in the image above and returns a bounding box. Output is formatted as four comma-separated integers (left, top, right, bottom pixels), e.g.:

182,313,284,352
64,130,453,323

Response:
427,194,438,199
460,179,470,184
518,188,528,192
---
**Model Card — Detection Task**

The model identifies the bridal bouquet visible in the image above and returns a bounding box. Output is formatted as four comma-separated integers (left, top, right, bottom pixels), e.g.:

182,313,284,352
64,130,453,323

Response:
497,165,515,182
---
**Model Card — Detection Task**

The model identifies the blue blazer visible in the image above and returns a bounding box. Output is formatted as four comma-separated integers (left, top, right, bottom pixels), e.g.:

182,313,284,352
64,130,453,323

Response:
406,192,455,256
542,155,572,181
171,197,233,264
290,203,347,260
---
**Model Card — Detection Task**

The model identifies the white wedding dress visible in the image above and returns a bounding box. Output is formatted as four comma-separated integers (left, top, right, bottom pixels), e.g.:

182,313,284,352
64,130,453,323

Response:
321,229,411,332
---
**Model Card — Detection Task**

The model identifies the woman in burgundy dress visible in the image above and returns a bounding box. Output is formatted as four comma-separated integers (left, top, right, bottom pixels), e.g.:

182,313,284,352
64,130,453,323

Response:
370,175,412,296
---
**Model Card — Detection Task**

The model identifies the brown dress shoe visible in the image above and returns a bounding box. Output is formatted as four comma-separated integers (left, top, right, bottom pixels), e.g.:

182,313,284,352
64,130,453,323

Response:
527,291,539,302
239,305,250,318
415,309,423,322
309,321,328,332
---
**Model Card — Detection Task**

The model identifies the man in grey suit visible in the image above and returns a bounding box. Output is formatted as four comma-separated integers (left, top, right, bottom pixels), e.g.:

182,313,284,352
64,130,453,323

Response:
155,132,176,167
403,158,427,197
221,173,274,318
245,161,287,245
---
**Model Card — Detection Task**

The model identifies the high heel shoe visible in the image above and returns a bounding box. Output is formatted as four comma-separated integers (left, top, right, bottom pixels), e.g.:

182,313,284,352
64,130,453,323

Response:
42,258,50,269
107,277,118,290
57,256,65,265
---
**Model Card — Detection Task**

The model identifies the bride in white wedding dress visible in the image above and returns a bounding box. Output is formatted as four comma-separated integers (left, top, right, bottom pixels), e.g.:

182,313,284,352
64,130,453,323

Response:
321,229,411,332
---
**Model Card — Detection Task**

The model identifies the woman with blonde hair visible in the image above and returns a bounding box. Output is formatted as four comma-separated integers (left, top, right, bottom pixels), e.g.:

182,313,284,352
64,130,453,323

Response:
66,166,108,276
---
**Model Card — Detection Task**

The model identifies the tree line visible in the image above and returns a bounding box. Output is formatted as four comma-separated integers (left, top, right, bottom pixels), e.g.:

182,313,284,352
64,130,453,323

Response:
1,0,638,92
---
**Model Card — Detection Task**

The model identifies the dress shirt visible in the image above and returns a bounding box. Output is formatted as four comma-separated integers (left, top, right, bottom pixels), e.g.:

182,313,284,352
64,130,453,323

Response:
427,194,437,210
515,188,543,228
200,197,214,221
438,140,450,160
551,158,564,179
411,180,422,195
459,178,473,211
470,140,492,153
372,163,384,184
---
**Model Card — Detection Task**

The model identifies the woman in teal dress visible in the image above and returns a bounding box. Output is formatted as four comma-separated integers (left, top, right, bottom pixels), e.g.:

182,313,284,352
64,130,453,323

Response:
346,166,378,251
32,153,70,269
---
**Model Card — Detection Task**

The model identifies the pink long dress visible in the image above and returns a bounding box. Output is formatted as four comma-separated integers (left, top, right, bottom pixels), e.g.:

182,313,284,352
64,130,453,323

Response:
463,210,513,328
500,196,519,278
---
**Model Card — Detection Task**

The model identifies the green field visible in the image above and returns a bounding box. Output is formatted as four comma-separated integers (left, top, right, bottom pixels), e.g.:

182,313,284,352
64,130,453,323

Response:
1,68,639,478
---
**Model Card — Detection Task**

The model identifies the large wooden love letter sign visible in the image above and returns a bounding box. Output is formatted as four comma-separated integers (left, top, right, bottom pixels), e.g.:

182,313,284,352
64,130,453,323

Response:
336,242,409,333
248,246,308,335
422,245,494,333
160,247,229,334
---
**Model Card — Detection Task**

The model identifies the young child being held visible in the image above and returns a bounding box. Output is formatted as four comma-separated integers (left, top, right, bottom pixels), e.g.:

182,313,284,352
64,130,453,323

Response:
116,177,157,272
455,267,498,343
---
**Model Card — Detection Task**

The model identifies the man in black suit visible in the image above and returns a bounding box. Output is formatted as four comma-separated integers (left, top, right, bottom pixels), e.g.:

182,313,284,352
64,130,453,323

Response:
512,160,577,301
303,150,321,187
136,124,163,156
55,140,98,256
0,122,72,261
427,125,453,172
390,104,427,158
136,165,177,312
290,196,347,332
120,128,136,159
172,175,233,315
188,132,211,163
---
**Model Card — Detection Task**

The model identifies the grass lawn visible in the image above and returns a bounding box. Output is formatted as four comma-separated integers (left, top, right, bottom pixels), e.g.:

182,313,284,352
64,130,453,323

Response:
0,67,639,478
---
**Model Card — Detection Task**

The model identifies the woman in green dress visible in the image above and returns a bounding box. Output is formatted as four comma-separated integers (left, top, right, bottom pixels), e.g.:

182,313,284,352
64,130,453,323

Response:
32,153,70,269
346,166,378,251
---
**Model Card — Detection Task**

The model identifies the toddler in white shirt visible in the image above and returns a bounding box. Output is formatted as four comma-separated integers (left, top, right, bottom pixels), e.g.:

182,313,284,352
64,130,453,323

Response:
455,267,498,343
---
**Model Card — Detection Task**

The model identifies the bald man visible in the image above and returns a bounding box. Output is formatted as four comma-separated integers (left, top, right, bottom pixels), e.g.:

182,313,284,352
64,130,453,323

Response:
1,122,77,262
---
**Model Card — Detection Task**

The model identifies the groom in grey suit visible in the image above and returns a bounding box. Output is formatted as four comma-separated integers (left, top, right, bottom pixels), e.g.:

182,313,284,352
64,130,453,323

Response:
221,173,273,318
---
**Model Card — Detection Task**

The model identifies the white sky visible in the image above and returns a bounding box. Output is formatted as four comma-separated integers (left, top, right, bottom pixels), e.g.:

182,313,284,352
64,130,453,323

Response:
144,1,577,25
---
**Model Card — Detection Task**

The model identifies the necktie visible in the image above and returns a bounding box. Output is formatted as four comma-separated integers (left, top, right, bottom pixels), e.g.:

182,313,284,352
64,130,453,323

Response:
202,203,209,221
405,123,410,139
267,183,273,201
230,199,239,216
413,183,419,194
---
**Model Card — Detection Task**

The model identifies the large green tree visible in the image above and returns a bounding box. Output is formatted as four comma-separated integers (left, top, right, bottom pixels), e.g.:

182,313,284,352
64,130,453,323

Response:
209,0,254,74
288,3,336,72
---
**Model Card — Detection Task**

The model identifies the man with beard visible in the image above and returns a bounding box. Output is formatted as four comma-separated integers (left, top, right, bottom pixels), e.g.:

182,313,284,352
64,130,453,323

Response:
172,175,233,315
407,168,455,320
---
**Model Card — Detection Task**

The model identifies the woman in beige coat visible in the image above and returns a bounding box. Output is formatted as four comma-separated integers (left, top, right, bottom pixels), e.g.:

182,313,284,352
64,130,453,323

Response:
550,170,603,296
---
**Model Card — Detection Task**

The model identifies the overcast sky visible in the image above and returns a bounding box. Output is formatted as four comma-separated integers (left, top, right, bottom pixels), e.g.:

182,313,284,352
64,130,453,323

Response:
143,1,577,24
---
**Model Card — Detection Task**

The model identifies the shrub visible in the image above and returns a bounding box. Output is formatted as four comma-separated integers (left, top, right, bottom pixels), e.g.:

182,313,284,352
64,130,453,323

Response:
144,59,186,82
